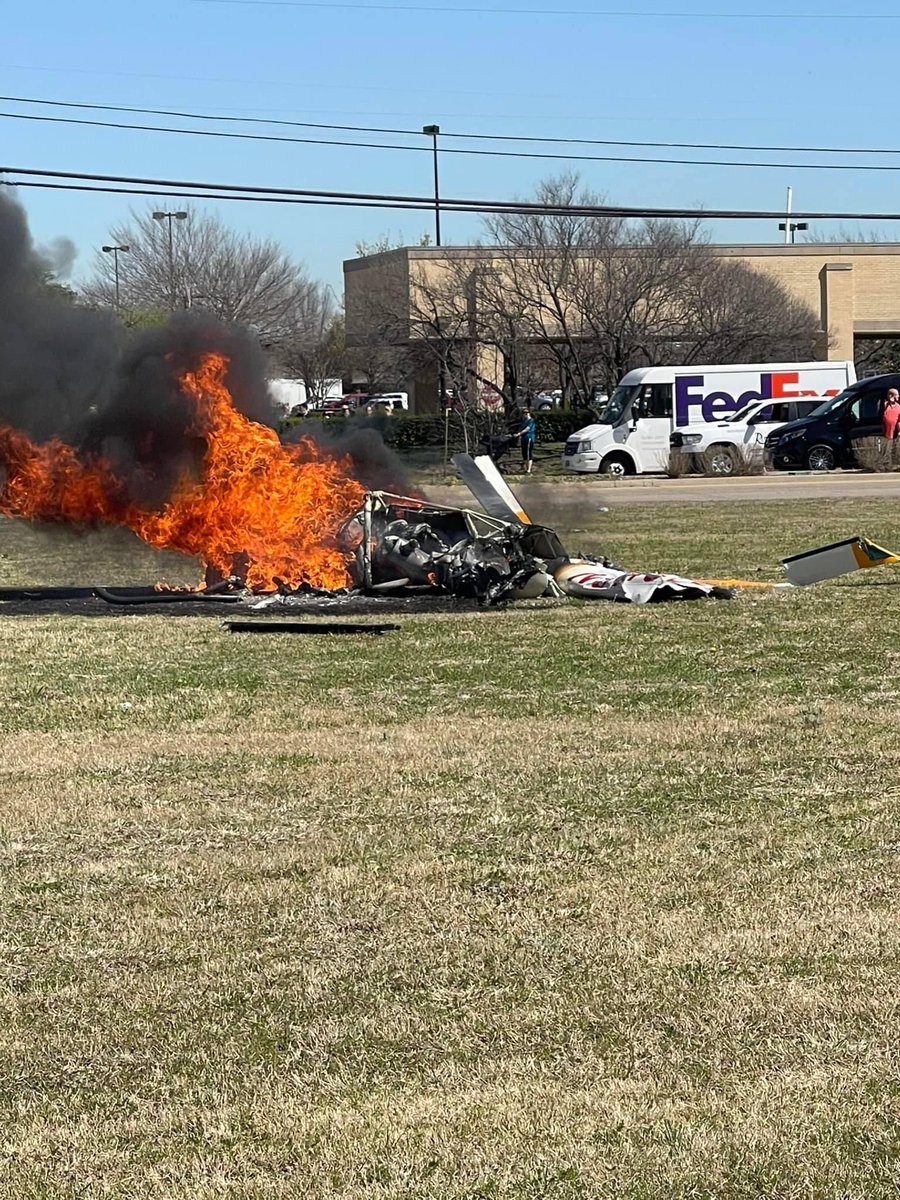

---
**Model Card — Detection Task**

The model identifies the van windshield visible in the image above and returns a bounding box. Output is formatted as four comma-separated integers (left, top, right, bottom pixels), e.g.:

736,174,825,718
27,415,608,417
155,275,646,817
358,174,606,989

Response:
596,384,638,425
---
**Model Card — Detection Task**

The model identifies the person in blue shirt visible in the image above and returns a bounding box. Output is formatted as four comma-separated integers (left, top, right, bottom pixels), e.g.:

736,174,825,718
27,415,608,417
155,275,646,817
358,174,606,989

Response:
516,408,536,474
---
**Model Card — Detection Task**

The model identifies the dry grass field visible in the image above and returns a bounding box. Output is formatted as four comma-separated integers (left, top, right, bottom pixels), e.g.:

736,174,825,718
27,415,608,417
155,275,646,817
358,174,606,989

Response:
2,497,900,1199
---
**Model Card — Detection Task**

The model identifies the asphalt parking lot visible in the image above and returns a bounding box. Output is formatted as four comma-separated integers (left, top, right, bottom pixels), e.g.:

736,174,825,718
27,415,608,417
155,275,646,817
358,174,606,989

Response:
426,470,900,509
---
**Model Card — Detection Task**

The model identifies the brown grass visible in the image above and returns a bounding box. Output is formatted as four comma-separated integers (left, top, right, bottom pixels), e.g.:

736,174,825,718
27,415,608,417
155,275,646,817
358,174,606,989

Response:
2,501,900,1197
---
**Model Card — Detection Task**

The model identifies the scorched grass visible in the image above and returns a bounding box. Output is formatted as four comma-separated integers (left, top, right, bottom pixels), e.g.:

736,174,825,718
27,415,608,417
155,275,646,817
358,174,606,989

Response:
1,498,900,1198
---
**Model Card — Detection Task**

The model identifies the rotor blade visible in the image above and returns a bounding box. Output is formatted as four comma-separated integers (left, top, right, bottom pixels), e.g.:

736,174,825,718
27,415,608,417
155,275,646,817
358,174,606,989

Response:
452,453,532,525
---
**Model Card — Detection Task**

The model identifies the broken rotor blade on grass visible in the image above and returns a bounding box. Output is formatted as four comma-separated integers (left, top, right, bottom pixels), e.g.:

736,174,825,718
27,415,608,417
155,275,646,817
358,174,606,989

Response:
93,586,241,605
224,620,399,635
782,536,900,586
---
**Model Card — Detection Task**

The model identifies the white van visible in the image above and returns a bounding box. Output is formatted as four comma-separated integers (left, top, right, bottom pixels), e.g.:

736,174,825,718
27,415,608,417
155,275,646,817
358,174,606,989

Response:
562,361,856,476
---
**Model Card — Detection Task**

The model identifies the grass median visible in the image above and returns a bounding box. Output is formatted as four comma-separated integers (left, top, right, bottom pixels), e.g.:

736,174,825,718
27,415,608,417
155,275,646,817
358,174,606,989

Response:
2,498,900,1199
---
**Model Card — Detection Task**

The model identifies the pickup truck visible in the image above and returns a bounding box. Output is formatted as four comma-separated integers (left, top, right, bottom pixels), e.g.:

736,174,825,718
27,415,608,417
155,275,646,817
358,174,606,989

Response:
669,397,826,475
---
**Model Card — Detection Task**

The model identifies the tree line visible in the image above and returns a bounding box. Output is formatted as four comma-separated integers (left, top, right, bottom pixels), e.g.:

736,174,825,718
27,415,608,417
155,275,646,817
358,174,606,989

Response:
353,175,825,410
65,177,862,412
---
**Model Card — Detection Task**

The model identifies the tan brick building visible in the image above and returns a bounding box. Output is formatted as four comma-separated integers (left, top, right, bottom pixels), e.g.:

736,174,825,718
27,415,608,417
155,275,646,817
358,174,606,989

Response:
344,242,900,411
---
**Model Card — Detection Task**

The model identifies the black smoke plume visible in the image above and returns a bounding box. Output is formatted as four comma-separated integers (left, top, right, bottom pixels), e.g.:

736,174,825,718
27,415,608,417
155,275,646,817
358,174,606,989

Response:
0,194,121,442
0,190,409,512
79,314,277,507
0,192,282,506
283,418,415,495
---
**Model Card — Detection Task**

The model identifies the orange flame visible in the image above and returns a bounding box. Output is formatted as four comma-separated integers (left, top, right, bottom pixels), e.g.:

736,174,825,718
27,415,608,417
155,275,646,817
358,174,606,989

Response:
0,352,366,590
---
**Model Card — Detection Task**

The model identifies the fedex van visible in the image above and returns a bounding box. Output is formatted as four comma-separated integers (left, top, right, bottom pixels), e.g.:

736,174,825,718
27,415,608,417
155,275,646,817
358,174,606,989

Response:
562,361,856,476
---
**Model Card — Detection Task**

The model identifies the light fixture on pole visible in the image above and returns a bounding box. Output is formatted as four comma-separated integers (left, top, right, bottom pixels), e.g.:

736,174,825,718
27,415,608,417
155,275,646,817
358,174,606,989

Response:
101,244,130,310
152,210,188,308
422,125,441,247
778,221,808,244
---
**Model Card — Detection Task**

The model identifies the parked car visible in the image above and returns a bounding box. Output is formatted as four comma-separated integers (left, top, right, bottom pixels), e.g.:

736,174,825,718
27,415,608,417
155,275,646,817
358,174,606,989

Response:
318,392,367,417
765,372,900,471
534,391,559,410
366,392,409,412
671,397,825,475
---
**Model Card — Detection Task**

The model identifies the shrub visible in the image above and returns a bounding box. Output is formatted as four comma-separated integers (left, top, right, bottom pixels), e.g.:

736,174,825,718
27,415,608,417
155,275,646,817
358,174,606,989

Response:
279,408,593,454
852,436,900,472
382,414,448,450
666,449,691,478
534,410,593,442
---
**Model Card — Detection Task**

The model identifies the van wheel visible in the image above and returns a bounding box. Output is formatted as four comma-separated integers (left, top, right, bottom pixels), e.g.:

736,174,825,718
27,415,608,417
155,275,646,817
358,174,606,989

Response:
703,444,739,476
599,452,633,478
806,444,836,472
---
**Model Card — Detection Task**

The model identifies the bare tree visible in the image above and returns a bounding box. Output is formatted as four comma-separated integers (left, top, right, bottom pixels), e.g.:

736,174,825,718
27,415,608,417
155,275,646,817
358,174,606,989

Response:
265,283,348,405
355,231,432,257
346,175,820,418
803,225,897,244
83,206,324,340
481,174,820,396
674,258,820,363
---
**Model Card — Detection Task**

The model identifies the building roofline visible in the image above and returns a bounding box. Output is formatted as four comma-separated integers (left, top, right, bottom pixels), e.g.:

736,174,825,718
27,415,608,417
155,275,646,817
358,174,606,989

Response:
346,241,900,270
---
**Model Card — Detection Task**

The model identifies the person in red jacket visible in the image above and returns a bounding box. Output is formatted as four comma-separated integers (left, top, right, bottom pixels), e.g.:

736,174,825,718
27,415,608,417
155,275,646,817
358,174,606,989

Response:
883,387,900,441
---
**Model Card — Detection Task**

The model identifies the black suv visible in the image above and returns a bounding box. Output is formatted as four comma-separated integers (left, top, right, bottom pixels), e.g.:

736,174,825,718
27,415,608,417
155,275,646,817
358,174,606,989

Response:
766,372,900,471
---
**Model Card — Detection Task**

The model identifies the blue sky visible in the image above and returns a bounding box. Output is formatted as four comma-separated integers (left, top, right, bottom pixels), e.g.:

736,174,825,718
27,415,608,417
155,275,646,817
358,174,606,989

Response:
3,0,899,293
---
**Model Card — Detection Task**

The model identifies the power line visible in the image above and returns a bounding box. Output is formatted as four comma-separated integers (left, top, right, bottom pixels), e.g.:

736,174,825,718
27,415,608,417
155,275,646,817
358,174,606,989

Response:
0,109,416,152
8,107,900,172
5,179,434,211
0,94,419,139
190,0,900,18
6,93,900,157
5,164,900,221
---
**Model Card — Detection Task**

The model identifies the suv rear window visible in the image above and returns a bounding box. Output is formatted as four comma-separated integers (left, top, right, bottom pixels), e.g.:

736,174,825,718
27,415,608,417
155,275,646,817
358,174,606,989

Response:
793,400,824,420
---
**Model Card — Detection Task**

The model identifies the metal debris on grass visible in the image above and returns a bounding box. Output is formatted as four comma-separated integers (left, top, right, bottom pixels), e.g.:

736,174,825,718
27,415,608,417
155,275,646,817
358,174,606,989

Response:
782,536,900,586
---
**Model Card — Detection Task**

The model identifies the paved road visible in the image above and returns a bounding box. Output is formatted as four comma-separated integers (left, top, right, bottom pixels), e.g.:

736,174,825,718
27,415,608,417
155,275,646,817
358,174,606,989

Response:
425,471,900,510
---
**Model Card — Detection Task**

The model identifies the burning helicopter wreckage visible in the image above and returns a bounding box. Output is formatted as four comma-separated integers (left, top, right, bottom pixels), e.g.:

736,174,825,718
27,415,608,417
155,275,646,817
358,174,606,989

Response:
0,337,728,614
305,454,732,609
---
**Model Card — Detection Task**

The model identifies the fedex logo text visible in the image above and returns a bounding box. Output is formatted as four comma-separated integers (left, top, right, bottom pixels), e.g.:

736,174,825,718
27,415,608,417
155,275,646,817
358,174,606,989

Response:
674,372,837,426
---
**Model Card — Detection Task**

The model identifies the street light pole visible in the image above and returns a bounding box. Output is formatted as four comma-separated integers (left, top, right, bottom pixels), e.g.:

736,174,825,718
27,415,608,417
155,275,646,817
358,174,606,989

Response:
152,210,188,309
422,124,441,247
101,244,130,311
777,186,808,244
